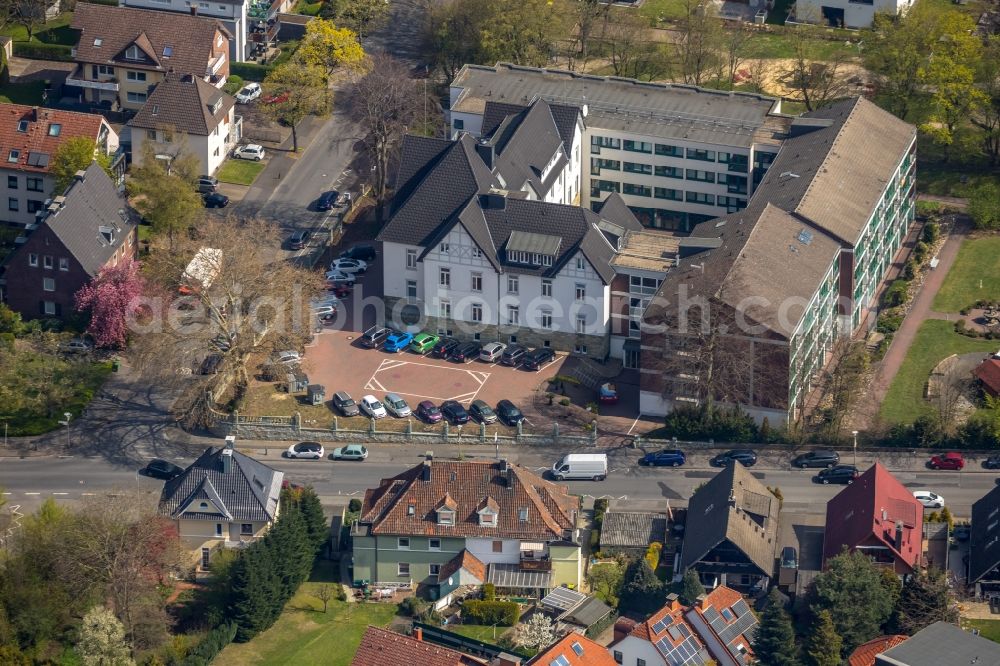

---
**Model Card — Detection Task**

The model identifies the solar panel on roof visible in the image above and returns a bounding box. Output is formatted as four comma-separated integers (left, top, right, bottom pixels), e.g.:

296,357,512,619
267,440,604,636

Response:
571,641,583,657
652,620,667,634
668,626,683,641
732,599,750,616
678,623,691,638
719,611,758,646
703,606,721,623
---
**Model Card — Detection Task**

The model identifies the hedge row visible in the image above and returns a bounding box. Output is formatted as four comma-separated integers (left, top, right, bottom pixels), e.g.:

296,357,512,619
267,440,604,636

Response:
13,43,73,62
181,622,237,666
231,62,275,82
462,600,520,626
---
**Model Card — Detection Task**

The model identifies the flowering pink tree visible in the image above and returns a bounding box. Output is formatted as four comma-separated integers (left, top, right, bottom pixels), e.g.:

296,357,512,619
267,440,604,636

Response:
75,258,146,349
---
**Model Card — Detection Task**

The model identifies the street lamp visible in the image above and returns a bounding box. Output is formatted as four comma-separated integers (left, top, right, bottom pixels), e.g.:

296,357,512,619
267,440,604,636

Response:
852,430,859,467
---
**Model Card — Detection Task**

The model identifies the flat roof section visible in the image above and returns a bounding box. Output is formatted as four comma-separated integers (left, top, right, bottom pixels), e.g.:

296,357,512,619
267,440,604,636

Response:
611,229,680,273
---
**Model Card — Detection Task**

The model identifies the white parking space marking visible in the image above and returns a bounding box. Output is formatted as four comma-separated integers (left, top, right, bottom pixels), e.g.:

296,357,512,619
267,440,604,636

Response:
363,358,491,403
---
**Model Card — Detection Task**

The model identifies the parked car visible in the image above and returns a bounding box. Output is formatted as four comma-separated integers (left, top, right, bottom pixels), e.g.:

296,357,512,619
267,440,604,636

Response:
324,270,356,286
433,337,460,358
332,391,360,416
146,458,183,480
639,449,687,467
285,441,324,459
913,490,945,509
263,91,289,105
815,465,860,485
523,347,556,370
409,332,439,355
317,190,338,211
289,229,311,250
384,330,414,353
496,400,524,426
272,350,301,365
552,453,607,481
203,192,229,208
361,326,388,349
985,455,1000,470
360,395,387,419
234,144,266,161
197,176,218,193
327,283,352,298
384,392,411,417
331,444,368,461
441,400,470,424
469,399,497,424
479,342,506,363
501,344,526,366
340,244,377,262
954,524,972,541
328,258,367,274
235,82,261,104
416,400,443,423
449,341,482,363
792,450,840,469
59,337,93,354
598,382,618,405
200,353,223,375
928,452,965,470
710,450,758,468
780,546,798,569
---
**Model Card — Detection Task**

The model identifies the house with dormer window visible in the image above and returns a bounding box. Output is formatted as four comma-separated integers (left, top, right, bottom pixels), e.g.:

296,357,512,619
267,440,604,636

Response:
69,3,231,111
351,459,581,605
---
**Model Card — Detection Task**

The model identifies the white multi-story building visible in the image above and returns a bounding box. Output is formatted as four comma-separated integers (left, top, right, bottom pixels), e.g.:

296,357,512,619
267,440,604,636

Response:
792,0,913,29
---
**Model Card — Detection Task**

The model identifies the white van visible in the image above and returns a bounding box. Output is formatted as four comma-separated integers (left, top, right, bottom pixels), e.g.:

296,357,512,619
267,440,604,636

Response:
552,453,608,481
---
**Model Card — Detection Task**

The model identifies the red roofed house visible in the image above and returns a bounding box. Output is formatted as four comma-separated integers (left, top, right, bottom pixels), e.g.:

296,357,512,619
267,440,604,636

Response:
351,626,485,666
527,634,617,666
0,103,118,226
973,356,1000,398
848,635,908,666
822,463,923,575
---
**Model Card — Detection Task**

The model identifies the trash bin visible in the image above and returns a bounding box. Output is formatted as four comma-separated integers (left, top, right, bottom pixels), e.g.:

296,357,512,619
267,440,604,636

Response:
112,360,120,372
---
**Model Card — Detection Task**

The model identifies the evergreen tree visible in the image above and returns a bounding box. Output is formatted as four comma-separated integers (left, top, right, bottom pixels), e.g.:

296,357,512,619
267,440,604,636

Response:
807,610,843,666
229,545,283,642
679,569,706,606
265,507,312,599
811,550,896,655
892,567,958,635
753,589,799,666
618,558,663,616
296,487,329,552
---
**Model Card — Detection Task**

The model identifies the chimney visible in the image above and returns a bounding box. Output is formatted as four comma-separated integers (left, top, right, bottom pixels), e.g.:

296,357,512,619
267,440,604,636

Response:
895,520,904,550
728,489,737,507
476,139,495,169
480,192,506,210
695,593,708,609
613,617,638,643
190,5,197,14
666,592,680,610
221,447,233,474
491,654,522,666
421,460,431,482
413,627,422,642
30,106,38,122
74,169,87,182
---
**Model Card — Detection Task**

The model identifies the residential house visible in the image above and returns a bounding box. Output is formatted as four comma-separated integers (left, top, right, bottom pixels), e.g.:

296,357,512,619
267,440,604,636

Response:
598,510,667,556
527,634,617,666
0,104,118,226
351,459,581,600
792,0,913,29
69,3,231,111
448,63,790,232
157,443,283,569
378,132,647,359
640,96,916,423
351,626,486,666
848,635,908,666
822,463,923,575
680,462,780,592
539,586,613,635
968,484,1000,592
684,587,758,666
973,356,1000,398
128,73,239,176
0,162,136,319
874,622,1000,665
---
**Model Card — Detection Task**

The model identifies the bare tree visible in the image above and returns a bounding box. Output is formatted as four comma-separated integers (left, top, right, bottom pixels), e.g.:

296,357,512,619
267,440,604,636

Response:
744,59,772,95
350,52,423,222
932,362,970,430
14,0,48,42
781,27,850,111
677,0,724,86
723,21,755,88
570,0,610,71
603,10,664,80
313,584,336,613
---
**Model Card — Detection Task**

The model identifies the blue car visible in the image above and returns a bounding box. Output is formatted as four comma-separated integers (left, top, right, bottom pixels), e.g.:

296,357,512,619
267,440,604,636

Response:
639,449,687,467
383,330,414,353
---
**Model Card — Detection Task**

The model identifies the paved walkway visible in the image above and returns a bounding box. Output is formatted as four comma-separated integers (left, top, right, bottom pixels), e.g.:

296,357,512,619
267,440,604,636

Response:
917,193,968,210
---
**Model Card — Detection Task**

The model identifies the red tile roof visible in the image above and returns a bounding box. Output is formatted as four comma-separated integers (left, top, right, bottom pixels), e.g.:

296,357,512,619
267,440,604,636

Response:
974,358,1000,397
0,104,109,174
823,463,923,573
688,586,757,663
529,634,617,666
360,460,578,540
351,626,483,666
847,634,908,666
438,549,486,583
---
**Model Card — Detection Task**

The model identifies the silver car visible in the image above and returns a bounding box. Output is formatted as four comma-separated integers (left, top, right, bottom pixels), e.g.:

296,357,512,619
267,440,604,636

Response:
384,393,411,418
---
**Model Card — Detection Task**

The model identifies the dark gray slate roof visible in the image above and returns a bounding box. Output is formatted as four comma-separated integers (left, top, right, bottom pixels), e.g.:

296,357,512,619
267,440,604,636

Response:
970,485,1000,583
129,74,234,136
158,446,283,523
600,511,667,549
875,622,1000,666
482,100,579,152
563,595,613,628
680,463,780,577
40,161,136,276
486,99,575,199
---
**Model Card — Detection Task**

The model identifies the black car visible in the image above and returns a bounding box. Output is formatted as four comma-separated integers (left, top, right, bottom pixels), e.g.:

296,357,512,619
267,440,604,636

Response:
496,399,524,426
332,391,360,416
953,524,971,542
340,244,377,262
710,449,758,468
449,341,482,363
523,347,555,370
815,465,859,485
792,450,840,469
200,353,223,375
146,458,184,480
469,399,497,424
639,449,687,467
501,344,527,366
288,229,311,250
984,455,1000,470
203,192,229,208
317,190,338,211
433,337,460,358
441,400,470,424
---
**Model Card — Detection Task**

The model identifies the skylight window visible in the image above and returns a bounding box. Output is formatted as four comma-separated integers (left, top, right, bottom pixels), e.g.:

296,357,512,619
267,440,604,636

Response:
571,641,584,656
93,38,103,47
48,123,61,137
16,120,28,132
7,149,19,163
163,45,173,57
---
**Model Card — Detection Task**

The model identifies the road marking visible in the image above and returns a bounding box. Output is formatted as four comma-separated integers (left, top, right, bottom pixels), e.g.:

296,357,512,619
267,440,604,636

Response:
81,493,96,496
52,492,68,496
626,416,642,436
24,492,39,496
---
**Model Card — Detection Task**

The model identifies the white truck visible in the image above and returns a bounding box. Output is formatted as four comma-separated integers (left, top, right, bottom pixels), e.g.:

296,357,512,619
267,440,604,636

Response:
179,247,222,296
551,453,608,481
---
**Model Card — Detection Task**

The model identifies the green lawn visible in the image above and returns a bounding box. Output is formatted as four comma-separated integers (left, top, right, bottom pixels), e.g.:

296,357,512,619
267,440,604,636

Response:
740,31,857,61
0,81,47,105
964,619,1000,644
214,562,398,666
217,159,266,186
879,319,999,423
448,624,512,643
0,12,75,44
933,237,1000,313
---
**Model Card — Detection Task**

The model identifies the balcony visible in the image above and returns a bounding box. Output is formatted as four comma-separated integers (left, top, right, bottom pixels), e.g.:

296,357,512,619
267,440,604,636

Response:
65,68,119,92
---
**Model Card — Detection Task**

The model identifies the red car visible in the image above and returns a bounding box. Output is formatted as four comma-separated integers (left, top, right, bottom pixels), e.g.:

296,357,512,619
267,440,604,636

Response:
928,452,965,470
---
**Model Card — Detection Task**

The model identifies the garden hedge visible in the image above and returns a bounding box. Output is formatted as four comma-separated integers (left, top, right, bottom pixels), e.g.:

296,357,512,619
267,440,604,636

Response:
13,43,73,62
231,62,275,82
462,600,520,626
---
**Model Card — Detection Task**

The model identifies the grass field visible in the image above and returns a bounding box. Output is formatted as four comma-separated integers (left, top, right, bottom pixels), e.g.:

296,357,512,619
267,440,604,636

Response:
448,624,512,643
217,159,266,186
214,562,398,666
0,81,47,105
964,619,1000,644
879,319,999,423
932,237,1000,313
0,13,75,44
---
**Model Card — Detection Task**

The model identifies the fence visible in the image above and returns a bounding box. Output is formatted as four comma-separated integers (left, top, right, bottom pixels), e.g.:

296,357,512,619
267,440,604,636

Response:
412,623,530,660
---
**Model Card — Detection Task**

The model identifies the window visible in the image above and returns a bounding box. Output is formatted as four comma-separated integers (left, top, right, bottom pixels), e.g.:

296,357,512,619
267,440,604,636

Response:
429,563,441,576
551,657,570,666
397,562,410,576
43,277,55,292
439,267,450,287
241,523,253,535
686,169,715,183
655,143,682,157
43,301,56,315
6,176,15,189
614,651,623,664
26,177,42,192
147,129,158,140
654,187,682,201
686,191,715,205
406,249,417,269
540,309,552,329
438,510,454,525
406,280,417,300
201,547,210,569
575,344,587,354
686,148,716,162
576,257,585,270
429,538,441,551
492,540,503,553
622,183,651,197
59,257,68,271
472,247,483,258
8,198,17,211
97,65,113,75
480,511,496,526
126,92,147,104
453,118,464,130
16,120,28,133
590,135,620,152
542,279,552,297
440,299,451,318
507,305,519,326
128,71,148,82
575,283,586,300
27,200,43,214
471,303,483,322
623,140,652,154
623,161,652,175
439,241,449,254
576,314,586,334
507,275,518,294
471,272,482,292
8,149,19,163
215,523,223,536
163,45,174,56
28,253,37,267
398,537,410,549
519,507,528,521
655,165,682,179
125,45,142,60
43,255,52,269
637,660,647,666
590,158,620,174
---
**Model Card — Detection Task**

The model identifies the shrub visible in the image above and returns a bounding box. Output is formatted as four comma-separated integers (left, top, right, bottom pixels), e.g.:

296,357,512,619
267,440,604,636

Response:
939,506,954,530
883,280,909,308
399,596,428,617
922,222,940,244
876,314,903,334
348,498,362,512
559,398,571,406
13,43,73,61
180,622,237,666
223,74,244,96
231,62,275,81
903,259,916,281
914,241,929,264
482,583,496,602
461,600,520,626
644,542,663,571
662,404,759,443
